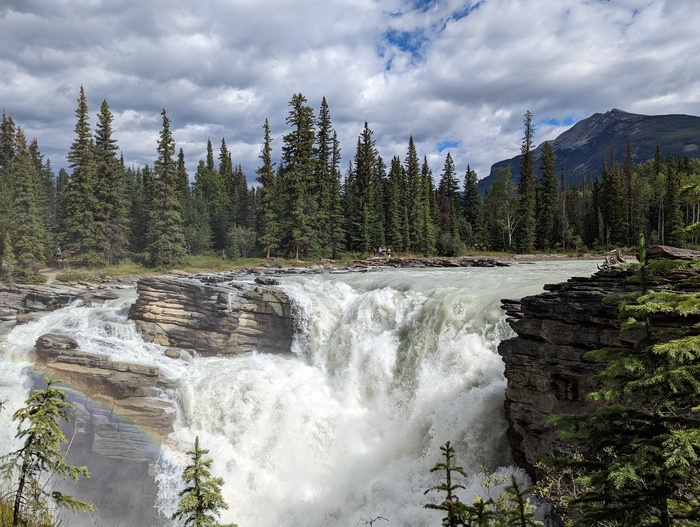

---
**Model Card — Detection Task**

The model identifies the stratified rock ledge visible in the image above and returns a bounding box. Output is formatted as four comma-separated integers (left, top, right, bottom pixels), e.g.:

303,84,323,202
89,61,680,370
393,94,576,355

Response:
128,274,294,356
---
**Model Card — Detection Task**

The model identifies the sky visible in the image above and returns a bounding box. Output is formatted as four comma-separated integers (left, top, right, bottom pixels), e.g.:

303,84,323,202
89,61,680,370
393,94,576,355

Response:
1,0,699,186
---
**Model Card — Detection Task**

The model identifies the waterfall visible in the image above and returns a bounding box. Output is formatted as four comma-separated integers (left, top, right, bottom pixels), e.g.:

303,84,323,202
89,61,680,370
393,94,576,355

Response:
0,260,598,527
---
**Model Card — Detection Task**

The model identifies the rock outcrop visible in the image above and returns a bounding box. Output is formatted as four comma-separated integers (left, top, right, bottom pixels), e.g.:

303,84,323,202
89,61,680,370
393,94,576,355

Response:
33,333,173,526
128,274,294,356
498,246,700,478
34,333,176,448
0,280,133,319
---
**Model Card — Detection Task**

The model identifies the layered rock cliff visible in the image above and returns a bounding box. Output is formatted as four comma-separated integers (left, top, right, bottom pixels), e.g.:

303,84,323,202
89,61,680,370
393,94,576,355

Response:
498,246,700,478
128,274,294,356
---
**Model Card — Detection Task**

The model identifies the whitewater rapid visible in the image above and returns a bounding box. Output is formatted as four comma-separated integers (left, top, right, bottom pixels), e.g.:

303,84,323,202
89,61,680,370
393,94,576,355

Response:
0,260,599,527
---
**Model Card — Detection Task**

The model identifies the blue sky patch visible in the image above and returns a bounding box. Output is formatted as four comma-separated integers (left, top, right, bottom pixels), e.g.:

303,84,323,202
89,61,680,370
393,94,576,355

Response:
538,116,577,128
438,140,460,153
384,28,428,58
452,1,482,21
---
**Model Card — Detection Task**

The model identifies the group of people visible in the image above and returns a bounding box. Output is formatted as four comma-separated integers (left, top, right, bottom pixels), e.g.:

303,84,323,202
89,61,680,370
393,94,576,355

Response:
371,245,392,258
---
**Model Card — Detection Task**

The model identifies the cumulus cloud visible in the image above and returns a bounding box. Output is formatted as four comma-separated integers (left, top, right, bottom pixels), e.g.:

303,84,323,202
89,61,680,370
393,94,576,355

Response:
1,0,698,184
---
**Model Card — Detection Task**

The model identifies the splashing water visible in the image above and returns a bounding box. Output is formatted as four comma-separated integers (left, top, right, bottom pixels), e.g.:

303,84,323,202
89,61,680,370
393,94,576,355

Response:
0,261,598,527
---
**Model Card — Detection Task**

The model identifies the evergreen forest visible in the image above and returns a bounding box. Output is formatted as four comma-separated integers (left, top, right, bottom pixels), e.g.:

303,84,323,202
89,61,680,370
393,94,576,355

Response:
3,88,700,280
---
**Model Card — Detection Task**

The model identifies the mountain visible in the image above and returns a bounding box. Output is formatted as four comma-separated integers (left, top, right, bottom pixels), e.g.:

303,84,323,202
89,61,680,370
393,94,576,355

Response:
477,108,700,194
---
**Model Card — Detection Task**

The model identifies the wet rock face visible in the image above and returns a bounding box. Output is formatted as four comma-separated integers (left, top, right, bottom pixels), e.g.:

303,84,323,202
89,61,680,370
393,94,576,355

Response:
498,248,700,479
128,275,294,356
33,335,173,526
34,334,176,445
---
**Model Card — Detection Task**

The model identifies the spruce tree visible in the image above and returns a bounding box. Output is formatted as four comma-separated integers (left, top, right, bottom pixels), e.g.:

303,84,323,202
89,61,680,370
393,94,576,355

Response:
280,93,318,259
347,122,381,253
536,141,558,250
424,441,467,527
28,139,56,253
64,86,106,265
94,99,129,264
194,139,227,250
8,128,47,278
438,152,460,236
544,246,700,526
463,165,480,243
483,167,518,251
0,112,16,269
600,154,627,247
365,153,386,251
315,97,335,253
255,119,279,258
421,156,438,255
172,436,234,527
405,136,423,253
515,110,537,253
328,131,346,259
1,378,92,526
128,165,153,253
147,109,186,268
664,153,684,246
386,156,406,252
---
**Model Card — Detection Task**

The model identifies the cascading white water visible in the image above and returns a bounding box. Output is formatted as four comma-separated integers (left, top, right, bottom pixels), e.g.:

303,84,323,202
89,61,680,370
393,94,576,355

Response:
0,260,599,526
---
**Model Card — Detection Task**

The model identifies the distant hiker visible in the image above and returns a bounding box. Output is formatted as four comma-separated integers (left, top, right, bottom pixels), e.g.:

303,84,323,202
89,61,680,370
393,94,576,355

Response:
387,245,392,258
54,246,62,261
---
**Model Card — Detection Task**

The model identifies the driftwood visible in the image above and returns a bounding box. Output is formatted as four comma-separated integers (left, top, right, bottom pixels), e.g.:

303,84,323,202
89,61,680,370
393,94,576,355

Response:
598,248,626,272
646,245,700,260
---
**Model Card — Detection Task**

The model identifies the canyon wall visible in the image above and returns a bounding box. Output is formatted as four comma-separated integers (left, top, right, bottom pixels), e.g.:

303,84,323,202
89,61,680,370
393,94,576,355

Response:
498,246,700,478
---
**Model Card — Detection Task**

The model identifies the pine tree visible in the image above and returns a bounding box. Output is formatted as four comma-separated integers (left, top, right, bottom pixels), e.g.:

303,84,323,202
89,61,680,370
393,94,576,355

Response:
64,86,106,265
94,99,129,264
280,93,318,259
515,110,537,253
147,109,186,268
1,378,92,526
255,119,279,258
536,141,558,250
172,436,234,527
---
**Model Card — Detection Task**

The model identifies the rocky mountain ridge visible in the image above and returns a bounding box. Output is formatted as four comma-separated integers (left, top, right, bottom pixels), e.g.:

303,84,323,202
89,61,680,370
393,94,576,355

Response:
479,108,700,193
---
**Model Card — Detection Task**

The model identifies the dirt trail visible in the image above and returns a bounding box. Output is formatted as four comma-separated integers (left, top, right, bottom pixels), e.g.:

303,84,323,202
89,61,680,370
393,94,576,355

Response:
37,267,59,284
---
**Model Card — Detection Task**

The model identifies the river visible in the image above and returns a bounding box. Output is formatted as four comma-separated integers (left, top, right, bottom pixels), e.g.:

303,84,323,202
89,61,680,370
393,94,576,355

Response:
0,260,599,526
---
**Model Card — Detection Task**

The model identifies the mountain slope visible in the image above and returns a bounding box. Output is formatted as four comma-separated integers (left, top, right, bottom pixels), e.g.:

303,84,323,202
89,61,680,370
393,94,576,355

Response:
478,109,700,194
